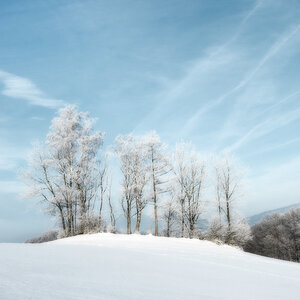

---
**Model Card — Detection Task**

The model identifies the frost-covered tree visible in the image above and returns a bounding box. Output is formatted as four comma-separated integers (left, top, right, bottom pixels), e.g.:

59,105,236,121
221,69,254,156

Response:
143,131,170,236
207,216,251,247
106,172,116,232
25,105,104,236
207,217,225,242
114,134,148,234
98,159,109,224
172,143,206,238
214,156,243,243
172,144,187,237
230,219,251,247
161,193,178,237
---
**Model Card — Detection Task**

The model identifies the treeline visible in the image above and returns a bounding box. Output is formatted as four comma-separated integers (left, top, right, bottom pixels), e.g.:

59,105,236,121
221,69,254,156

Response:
24,106,250,247
245,208,300,262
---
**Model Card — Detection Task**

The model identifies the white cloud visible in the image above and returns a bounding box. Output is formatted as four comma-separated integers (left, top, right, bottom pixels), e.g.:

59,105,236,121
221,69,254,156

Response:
0,180,26,194
135,2,262,133
0,70,65,108
226,108,300,152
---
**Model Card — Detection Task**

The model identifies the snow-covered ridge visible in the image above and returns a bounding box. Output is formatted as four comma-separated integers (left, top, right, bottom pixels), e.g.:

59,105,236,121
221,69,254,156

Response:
1,233,300,300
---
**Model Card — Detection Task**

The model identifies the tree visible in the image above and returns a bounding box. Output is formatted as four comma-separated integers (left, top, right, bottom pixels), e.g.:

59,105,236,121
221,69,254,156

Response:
207,217,225,242
107,176,116,232
114,134,148,234
172,143,206,238
25,105,104,236
214,156,243,243
172,143,187,237
143,131,170,236
230,218,251,247
161,191,178,237
98,158,108,224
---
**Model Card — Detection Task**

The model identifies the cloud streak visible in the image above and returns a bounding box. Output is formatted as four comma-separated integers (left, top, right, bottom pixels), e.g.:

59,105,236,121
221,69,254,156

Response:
135,2,262,133
184,23,300,134
0,70,65,108
226,107,300,152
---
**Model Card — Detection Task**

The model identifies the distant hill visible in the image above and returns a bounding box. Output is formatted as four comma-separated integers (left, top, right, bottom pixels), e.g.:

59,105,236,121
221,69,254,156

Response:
248,203,300,226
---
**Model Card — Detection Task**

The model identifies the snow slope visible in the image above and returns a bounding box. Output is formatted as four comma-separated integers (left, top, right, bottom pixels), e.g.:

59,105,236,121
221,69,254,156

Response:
0,233,299,300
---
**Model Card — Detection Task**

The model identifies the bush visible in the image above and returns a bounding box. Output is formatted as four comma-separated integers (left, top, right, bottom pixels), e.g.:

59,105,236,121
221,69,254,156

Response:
26,230,58,243
206,218,251,248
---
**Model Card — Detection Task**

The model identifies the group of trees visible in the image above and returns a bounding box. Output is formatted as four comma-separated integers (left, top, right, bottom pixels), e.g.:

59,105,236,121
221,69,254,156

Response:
245,208,300,262
114,133,170,235
24,106,300,261
25,105,249,246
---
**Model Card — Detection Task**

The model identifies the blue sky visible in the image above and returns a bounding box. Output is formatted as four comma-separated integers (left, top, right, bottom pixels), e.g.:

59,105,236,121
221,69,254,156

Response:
0,0,300,242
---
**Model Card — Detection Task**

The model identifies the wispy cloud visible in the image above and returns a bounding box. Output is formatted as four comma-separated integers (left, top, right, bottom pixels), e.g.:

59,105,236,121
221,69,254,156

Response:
226,108,300,152
184,23,300,134
245,136,300,158
210,0,262,57
260,90,300,116
0,70,65,108
135,2,262,133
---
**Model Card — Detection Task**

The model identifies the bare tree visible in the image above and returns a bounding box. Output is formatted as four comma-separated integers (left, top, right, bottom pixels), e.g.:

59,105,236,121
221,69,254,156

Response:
214,156,243,242
98,159,108,224
184,157,205,238
114,134,148,234
172,143,187,237
24,105,104,236
107,176,116,231
161,191,178,237
172,143,206,238
207,217,225,242
132,141,148,233
143,131,170,236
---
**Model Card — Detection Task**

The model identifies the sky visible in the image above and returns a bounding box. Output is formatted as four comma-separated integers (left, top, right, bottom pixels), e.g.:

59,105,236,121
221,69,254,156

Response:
0,0,300,242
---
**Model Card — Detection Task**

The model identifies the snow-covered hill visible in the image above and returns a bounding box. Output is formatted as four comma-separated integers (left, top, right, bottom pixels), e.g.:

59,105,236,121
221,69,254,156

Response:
0,233,299,300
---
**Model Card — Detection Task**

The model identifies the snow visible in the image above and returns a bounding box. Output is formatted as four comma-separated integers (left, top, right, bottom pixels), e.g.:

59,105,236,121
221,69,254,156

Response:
0,233,299,299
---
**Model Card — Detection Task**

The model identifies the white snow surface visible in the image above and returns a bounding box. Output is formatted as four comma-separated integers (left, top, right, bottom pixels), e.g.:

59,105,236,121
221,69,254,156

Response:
0,233,300,300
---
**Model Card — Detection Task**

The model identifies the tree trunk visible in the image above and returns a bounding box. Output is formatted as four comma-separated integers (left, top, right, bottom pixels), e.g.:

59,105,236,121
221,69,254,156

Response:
151,150,159,236
99,185,104,223
108,188,116,229
225,194,231,243
58,205,66,233
153,188,158,236
181,199,185,237
80,196,86,234
166,212,170,237
126,204,131,234
226,195,231,231
134,200,142,233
